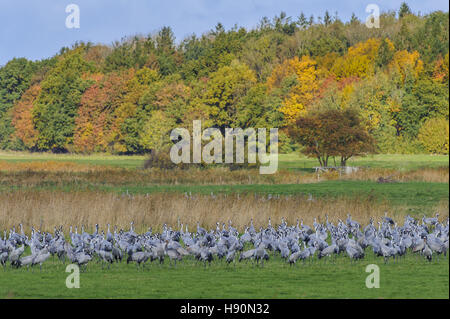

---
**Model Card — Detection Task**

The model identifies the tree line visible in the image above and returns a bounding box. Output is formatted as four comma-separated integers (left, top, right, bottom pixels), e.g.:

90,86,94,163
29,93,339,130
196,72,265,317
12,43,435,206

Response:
0,3,448,157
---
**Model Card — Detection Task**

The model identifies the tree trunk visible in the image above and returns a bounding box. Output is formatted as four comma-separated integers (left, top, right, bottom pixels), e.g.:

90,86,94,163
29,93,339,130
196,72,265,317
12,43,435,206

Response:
341,156,350,167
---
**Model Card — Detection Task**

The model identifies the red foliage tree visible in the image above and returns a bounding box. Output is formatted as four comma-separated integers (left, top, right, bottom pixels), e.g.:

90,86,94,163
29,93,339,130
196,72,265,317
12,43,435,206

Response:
73,71,133,153
289,108,375,167
11,84,41,149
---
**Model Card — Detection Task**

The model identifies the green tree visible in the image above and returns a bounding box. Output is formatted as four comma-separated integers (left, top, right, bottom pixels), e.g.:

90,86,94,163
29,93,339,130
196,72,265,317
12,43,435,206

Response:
418,117,449,154
298,12,308,29
413,11,449,63
140,110,177,152
323,11,332,26
399,2,412,19
376,38,395,68
0,58,36,149
240,33,281,80
180,24,246,80
235,83,283,129
156,26,178,76
103,36,157,72
33,48,95,151
203,60,256,130
349,13,359,24
109,67,159,153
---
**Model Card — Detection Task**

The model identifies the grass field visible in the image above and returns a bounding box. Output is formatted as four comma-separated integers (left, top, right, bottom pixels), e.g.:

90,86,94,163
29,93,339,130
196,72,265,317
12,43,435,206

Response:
97,181,448,208
1,151,448,170
278,153,450,171
0,151,448,299
1,181,448,207
0,251,447,299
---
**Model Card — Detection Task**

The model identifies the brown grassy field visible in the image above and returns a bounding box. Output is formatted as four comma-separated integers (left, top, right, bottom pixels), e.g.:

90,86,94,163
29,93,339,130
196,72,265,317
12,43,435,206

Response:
1,160,448,186
0,155,448,234
0,190,448,234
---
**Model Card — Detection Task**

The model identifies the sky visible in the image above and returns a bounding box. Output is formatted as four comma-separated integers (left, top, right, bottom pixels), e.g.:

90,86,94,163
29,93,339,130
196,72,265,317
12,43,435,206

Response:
0,0,448,66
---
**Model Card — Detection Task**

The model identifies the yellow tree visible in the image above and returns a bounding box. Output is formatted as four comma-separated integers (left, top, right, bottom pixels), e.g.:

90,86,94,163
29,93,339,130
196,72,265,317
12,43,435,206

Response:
268,56,320,124
108,67,159,153
331,38,381,80
389,50,424,81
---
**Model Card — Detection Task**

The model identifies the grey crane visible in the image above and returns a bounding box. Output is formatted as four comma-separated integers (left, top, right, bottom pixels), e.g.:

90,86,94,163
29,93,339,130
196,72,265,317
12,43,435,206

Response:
318,243,338,262
383,212,395,225
75,251,92,271
226,250,236,266
199,247,213,267
412,238,425,259
422,237,433,262
154,242,166,265
165,241,182,267
254,244,267,267
197,222,206,236
288,251,301,266
1,213,448,272
32,249,51,271
239,249,255,262
9,244,24,268
0,251,9,269
426,237,445,260
98,250,114,269
127,251,150,269
295,243,312,264
422,213,439,225
19,255,35,270
112,246,123,263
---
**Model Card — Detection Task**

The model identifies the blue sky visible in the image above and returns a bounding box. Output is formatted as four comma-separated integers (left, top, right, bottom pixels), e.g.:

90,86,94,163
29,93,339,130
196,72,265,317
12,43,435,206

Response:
0,0,448,66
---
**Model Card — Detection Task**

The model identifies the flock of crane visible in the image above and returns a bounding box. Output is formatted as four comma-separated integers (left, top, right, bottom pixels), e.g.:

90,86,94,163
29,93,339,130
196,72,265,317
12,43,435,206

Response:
0,213,448,271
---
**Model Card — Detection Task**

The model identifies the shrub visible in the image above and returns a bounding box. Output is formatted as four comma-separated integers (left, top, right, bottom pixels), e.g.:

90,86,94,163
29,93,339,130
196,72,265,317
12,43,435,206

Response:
418,117,449,154
143,148,179,169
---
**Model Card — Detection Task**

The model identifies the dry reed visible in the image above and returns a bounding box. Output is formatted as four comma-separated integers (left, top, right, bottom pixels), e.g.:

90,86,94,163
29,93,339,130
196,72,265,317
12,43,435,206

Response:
338,167,449,183
0,190,447,234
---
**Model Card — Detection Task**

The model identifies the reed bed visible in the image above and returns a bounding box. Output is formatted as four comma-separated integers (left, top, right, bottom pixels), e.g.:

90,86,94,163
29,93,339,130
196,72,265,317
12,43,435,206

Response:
0,160,115,173
0,190,447,234
0,166,318,186
337,167,449,183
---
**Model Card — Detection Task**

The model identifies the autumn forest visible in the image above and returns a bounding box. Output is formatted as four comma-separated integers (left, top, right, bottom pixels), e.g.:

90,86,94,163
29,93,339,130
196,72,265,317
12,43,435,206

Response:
0,3,448,156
